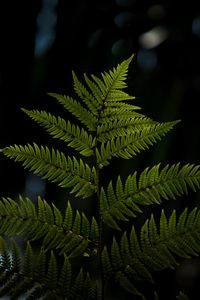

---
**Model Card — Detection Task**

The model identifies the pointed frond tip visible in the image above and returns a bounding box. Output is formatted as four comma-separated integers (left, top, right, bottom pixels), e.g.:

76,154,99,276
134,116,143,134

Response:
46,54,136,134
82,54,135,102
101,54,135,92
0,143,97,198
101,163,200,230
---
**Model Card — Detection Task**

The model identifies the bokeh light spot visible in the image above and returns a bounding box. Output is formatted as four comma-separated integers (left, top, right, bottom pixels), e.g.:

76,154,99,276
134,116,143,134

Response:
139,26,168,49
112,39,133,57
137,49,158,71
88,29,103,48
192,16,200,37
147,4,165,20
114,11,135,29
25,173,46,199
34,0,58,57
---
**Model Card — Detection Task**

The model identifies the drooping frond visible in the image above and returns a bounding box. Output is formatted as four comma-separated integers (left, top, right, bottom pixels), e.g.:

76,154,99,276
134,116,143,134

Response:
21,109,96,157
101,207,200,298
101,163,200,230
0,143,97,198
0,237,98,299
48,93,98,131
96,121,179,166
0,196,99,257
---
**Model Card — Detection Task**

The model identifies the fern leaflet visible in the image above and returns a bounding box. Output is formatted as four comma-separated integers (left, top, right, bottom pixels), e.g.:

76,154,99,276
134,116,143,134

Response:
101,163,200,230
0,196,99,257
101,207,200,297
0,237,98,299
96,121,179,166
0,143,97,198
48,93,98,131
21,108,96,156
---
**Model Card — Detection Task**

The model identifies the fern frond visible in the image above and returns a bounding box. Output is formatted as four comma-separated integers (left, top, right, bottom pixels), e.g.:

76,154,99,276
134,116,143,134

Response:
73,55,137,134
0,237,98,299
72,71,101,114
1,54,200,299
48,93,98,131
96,121,179,166
0,196,99,257
101,207,200,297
70,269,101,300
142,207,200,262
45,251,58,289
83,73,104,104
97,116,156,142
0,143,97,198
58,254,71,297
22,241,34,278
100,103,144,122
139,208,200,268
101,163,200,230
101,236,151,299
21,109,96,157
101,54,134,93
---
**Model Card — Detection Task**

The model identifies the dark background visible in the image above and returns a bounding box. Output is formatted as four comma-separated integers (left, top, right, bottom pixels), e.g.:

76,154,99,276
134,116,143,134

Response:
1,0,200,299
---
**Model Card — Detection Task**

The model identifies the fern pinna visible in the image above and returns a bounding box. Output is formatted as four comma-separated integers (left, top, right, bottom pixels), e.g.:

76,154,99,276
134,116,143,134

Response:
0,55,200,299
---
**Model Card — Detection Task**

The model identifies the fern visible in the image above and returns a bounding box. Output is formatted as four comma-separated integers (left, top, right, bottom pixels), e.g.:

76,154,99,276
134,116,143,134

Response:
21,108,96,156
100,163,200,230
0,196,99,256
1,143,97,198
0,54,199,299
101,207,200,297
0,237,99,299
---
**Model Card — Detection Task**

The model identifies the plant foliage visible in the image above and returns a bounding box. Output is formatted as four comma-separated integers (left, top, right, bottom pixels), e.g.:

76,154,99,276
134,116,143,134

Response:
0,55,200,299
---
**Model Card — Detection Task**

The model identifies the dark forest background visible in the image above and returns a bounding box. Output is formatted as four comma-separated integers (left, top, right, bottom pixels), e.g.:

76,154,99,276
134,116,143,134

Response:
1,0,200,299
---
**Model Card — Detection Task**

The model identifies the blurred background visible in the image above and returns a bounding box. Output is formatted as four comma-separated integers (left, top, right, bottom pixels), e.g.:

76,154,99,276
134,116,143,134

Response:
1,0,200,299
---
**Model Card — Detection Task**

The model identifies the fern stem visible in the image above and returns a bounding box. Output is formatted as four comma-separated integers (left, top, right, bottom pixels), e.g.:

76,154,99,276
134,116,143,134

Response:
96,154,105,300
